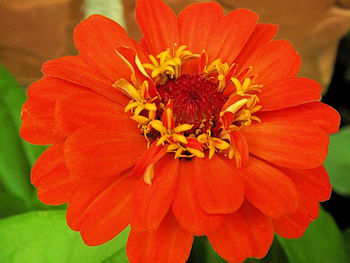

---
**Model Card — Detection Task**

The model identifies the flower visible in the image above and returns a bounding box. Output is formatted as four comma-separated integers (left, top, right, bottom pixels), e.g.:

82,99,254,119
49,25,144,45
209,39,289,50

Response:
20,0,340,262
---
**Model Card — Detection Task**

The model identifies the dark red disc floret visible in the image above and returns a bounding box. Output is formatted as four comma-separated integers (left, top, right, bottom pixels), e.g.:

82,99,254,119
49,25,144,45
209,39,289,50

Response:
156,74,227,134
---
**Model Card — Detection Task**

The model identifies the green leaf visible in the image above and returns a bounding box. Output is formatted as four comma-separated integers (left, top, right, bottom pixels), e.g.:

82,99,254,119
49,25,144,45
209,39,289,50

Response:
0,192,27,218
277,207,349,263
0,210,129,263
244,238,289,263
187,236,227,263
101,250,129,263
0,65,48,207
324,126,350,196
187,235,289,263
0,64,46,167
0,94,32,202
205,239,227,263
343,228,350,259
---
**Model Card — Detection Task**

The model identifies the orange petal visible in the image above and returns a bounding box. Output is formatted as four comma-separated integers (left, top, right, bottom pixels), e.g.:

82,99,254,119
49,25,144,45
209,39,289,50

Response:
73,15,143,82
259,77,321,111
206,9,258,65
193,156,244,214
177,2,223,74
230,130,250,168
20,102,61,145
26,77,84,118
172,159,224,235
42,56,129,105
242,120,329,169
127,212,193,263
258,102,340,134
273,208,314,239
55,91,128,136
234,23,278,67
241,40,301,85
20,76,85,144
65,124,146,179
178,2,223,54
131,141,168,177
228,157,298,218
31,144,76,205
272,166,330,238
66,174,119,231
208,202,274,263
283,166,331,206
136,0,178,54
79,172,139,245
132,155,179,232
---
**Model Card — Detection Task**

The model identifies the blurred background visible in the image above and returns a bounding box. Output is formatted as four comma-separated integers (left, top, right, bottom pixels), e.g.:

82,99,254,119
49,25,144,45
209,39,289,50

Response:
0,0,350,262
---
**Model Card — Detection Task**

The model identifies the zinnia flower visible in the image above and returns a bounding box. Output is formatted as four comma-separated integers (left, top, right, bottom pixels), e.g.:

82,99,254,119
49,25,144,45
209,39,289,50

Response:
21,0,340,262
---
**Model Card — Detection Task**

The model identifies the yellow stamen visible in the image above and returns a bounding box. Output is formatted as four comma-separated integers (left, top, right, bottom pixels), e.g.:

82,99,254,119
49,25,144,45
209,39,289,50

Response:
131,115,149,125
226,99,249,114
174,147,184,159
156,135,168,146
203,59,230,91
144,164,154,186
167,143,180,151
125,101,140,112
186,147,205,158
173,124,193,133
212,138,230,150
143,45,200,85
172,134,188,144
113,79,142,101
149,120,167,134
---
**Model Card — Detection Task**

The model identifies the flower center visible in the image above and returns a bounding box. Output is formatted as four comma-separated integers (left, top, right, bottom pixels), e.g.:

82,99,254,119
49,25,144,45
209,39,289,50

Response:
157,74,227,135
113,45,263,171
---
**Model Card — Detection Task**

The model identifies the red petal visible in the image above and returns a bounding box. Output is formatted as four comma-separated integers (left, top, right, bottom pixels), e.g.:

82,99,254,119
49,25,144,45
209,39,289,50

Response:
127,212,193,263
131,141,168,177
21,103,61,145
258,102,340,134
132,155,179,232
193,156,244,214
66,174,119,231
259,77,321,111
234,23,278,67
55,91,128,136
26,77,83,118
206,9,258,65
273,208,314,239
241,40,301,85
283,166,331,204
172,159,224,235
136,0,178,54
31,144,76,205
208,202,274,263
272,166,330,238
242,120,329,169
74,15,144,82
79,172,139,245
228,157,298,218
230,130,250,168
178,2,223,54
42,56,129,105
65,124,146,178
20,76,85,144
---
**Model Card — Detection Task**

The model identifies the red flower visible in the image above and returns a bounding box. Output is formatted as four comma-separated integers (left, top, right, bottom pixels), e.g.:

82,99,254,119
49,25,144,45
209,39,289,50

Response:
21,0,340,262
